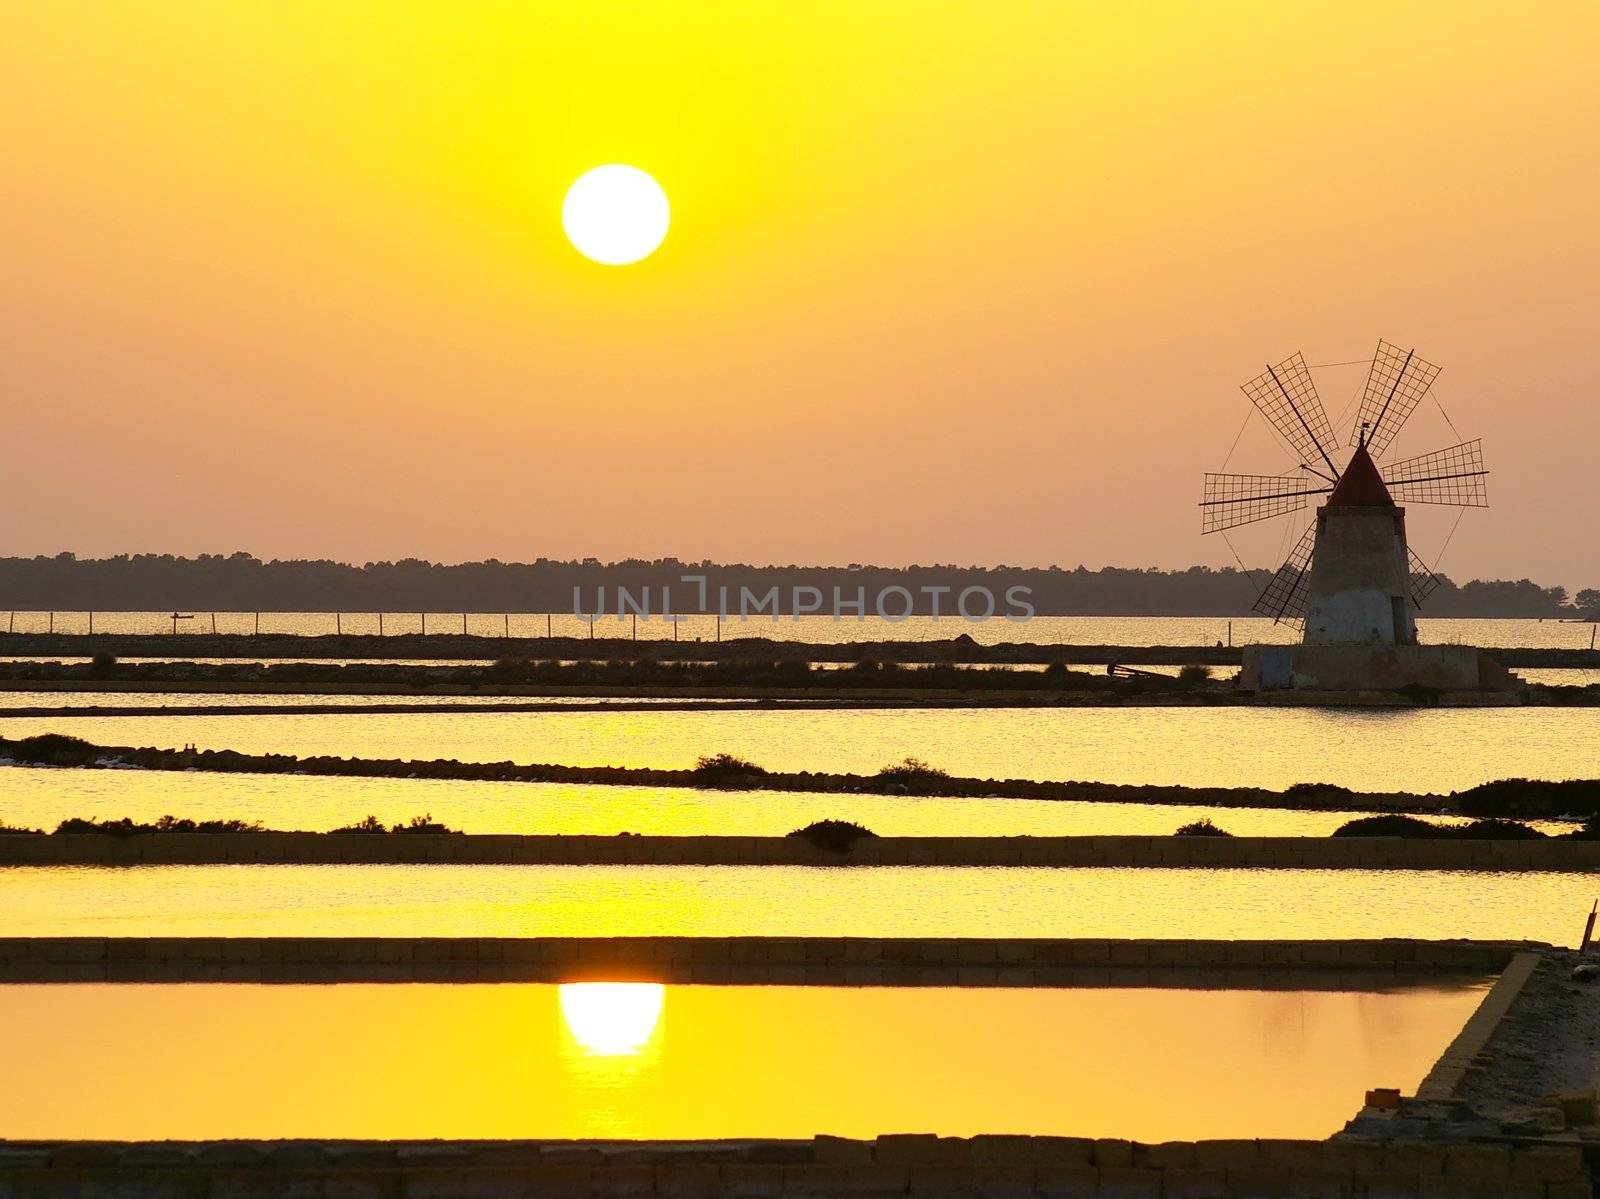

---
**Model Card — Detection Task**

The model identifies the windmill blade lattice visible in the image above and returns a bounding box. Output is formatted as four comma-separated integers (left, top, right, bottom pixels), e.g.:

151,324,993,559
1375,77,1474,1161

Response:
1200,473,1332,533
1384,440,1488,507
1252,523,1318,624
1239,353,1341,478
1407,547,1444,608
1351,340,1442,458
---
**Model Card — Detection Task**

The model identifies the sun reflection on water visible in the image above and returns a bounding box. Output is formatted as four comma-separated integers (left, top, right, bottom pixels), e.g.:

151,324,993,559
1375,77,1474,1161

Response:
558,982,665,1057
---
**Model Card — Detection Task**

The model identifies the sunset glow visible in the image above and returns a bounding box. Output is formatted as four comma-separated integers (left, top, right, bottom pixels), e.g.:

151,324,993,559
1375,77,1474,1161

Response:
4,2,1595,581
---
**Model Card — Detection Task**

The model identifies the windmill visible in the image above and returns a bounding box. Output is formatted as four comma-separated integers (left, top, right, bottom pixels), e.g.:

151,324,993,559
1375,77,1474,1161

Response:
1201,340,1488,646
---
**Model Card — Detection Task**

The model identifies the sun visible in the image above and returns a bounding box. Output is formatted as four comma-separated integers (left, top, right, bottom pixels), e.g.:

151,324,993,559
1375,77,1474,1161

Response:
562,166,670,266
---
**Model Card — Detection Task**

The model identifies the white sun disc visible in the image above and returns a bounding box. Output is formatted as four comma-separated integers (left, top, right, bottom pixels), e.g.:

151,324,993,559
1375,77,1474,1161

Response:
562,165,670,266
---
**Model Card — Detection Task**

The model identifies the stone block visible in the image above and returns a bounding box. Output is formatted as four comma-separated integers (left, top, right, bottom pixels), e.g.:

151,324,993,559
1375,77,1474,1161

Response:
968,1136,1034,1165
125,1146,202,1168
1358,1177,1420,1199
1191,1140,1258,1170
1545,1181,1593,1199
842,940,883,963
1255,1141,1331,1171
1161,1168,1227,1199
813,1137,873,1166
1418,1178,1539,1198
1091,1140,1133,1169
403,1168,531,1198
1033,1164,1098,1197
720,1164,786,1198
1283,1170,1351,1198
969,1164,1034,1197
524,1164,593,1196
590,1165,654,1196
875,1136,968,1167
1092,1166,1160,1197
1223,1165,1310,1198
1029,1138,1092,1165
1138,1142,1195,1169
539,1148,602,1166
843,967,886,986
656,1163,722,1198
1552,1091,1598,1126
906,1165,976,1196
1509,1146,1584,1182
785,1165,908,1196
1442,1144,1510,1179
47,1144,123,1168
207,1171,336,1199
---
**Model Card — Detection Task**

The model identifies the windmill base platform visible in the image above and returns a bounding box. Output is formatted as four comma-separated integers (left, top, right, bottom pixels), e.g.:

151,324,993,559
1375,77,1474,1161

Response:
1240,643,1520,693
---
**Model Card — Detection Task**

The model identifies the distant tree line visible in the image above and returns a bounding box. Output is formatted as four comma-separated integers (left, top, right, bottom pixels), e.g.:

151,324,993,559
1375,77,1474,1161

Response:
0,552,1592,619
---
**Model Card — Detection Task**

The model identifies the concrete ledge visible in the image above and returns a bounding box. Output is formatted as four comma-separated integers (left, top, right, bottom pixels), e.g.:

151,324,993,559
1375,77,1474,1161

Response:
4,832,1599,870
1414,951,1544,1101
0,936,1527,985
0,1135,1586,1197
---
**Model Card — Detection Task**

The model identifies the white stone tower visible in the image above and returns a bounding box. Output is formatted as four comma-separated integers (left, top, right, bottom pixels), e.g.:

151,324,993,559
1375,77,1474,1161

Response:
1301,442,1416,646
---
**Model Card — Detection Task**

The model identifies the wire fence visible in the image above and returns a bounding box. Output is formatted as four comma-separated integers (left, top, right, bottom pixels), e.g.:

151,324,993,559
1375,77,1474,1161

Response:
0,611,718,641
0,611,1592,649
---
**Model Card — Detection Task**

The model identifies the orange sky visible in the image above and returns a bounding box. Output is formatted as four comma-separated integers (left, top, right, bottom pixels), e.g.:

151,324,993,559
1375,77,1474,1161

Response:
2,3,1596,587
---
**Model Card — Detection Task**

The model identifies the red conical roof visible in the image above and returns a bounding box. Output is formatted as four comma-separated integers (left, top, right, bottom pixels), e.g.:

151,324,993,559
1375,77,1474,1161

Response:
1326,443,1394,506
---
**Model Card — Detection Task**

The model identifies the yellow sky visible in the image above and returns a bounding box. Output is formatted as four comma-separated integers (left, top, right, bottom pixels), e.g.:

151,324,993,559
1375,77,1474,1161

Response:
3,2,1596,585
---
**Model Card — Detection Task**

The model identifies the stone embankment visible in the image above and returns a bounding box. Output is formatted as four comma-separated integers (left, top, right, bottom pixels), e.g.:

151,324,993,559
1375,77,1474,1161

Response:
0,1133,1587,1197
0,936,1525,985
0,733,1540,816
4,830,1599,870
4,629,1595,668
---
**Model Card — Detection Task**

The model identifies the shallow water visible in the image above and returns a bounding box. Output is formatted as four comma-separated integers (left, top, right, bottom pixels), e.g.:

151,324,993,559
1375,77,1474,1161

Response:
0,981,1484,1141
3,705,1596,792
1,864,1591,942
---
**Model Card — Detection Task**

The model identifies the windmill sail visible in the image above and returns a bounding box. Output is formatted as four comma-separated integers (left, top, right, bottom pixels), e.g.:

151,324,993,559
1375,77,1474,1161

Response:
1384,440,1488,507
1351,340,1441,458
1407,547,1444,608
1252,524,1318,624
1239,353,1341,478
1200,473,1332,533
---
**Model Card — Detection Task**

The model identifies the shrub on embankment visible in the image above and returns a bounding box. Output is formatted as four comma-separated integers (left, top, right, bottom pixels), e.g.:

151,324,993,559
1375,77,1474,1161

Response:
329,814,459,834
55,815,266,836
4,733,99,766
874,757,950,791
689,754,770,789
1453,778,1600,820
1174,819,1232,836
787,820,877,853
1331,814,1546,839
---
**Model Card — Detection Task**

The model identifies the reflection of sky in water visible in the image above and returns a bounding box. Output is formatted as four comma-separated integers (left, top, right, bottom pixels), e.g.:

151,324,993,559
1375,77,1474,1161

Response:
0,982,1487,1141
4,704,1598,792
4,764,1577,837
1,864,1594,944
